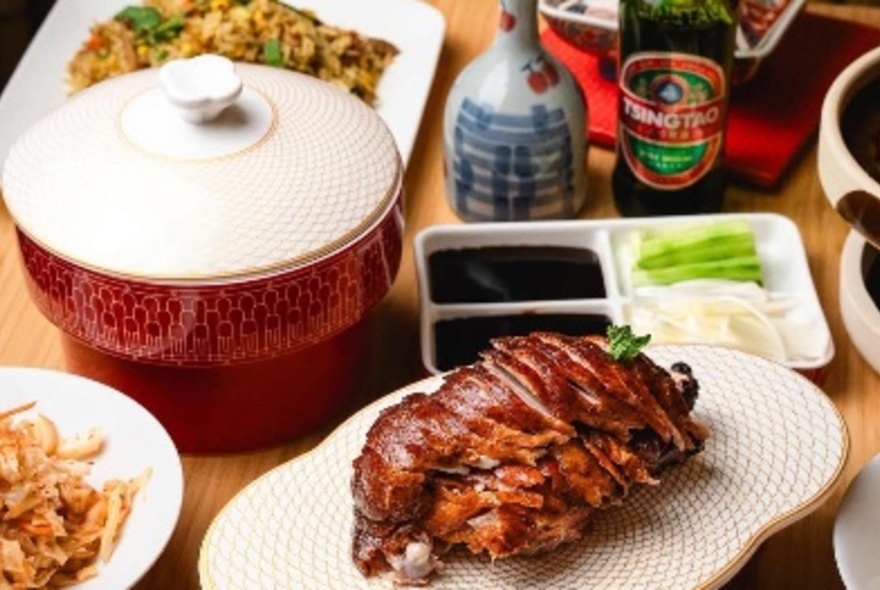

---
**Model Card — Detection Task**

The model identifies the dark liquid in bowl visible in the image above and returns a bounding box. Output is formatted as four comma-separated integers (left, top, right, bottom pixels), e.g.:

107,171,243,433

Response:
434,313,611,371
863,240,880,307
836,78,880,247
842,76,880,183
428,246,606,303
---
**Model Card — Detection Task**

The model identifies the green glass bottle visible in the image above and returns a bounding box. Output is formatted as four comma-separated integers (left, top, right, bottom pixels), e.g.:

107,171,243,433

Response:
612,0,736,217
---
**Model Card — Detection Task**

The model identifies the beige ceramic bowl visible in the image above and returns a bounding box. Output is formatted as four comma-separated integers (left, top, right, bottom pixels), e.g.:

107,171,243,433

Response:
819,46,880,376
819,45,880,248
840,230,880,376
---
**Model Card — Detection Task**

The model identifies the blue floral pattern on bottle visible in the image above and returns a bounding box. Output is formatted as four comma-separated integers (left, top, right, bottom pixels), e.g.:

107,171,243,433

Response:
451,99,578,221
443,0,588,222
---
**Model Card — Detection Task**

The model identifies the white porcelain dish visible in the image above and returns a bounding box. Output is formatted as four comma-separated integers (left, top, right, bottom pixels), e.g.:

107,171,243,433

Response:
414,213,834,381
198,345,848,590
840,229,880,376
0,0,445,168
0,367,183,589
539,0,805,83
834,452,880,590
539,0,804,59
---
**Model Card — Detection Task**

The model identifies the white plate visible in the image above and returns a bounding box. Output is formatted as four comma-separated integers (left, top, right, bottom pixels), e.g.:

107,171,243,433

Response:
834,453,880,589
538,0,805,59
0,0,445,168
414,213,834,379
199,345,848,590
0,367,183,590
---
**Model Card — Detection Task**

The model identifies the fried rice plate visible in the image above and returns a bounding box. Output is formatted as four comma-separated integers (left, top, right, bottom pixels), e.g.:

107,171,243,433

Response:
67,0,399,105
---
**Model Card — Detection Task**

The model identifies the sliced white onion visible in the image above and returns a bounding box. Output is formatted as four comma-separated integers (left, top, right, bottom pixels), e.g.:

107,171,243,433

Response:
626,283,827,364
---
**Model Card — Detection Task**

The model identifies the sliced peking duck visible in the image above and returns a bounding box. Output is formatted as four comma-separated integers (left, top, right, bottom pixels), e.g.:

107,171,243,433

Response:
351,329,708,585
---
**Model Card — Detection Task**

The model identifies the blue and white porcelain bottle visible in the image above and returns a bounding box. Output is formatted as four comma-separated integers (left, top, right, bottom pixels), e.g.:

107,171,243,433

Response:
443,0,588,222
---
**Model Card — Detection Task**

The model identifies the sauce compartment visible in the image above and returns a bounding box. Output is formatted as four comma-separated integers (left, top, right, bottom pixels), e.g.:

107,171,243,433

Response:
432,303,616,372
428,246,606,303
415,214,834,382
415,221,620,374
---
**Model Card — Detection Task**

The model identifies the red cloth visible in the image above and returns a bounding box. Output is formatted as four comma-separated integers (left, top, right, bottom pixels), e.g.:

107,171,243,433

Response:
543,12,880,187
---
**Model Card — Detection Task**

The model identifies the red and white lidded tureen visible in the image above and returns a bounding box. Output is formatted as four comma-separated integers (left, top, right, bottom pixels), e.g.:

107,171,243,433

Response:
1,55,404,452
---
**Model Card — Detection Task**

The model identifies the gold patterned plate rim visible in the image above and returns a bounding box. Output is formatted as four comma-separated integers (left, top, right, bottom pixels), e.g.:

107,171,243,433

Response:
198,345,849,590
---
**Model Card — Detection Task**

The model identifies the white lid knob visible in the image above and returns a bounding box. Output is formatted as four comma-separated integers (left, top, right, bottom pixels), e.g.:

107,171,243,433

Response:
159,55,243,124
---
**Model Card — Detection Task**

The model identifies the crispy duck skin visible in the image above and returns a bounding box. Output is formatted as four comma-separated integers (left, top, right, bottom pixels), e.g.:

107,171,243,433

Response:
351,333,707,585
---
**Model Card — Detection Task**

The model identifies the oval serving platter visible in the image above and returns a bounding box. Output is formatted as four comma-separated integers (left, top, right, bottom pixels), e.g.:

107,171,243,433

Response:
198,345,848,590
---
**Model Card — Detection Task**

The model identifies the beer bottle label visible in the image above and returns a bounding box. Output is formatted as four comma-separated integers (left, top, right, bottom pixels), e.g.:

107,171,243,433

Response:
619,52,726,190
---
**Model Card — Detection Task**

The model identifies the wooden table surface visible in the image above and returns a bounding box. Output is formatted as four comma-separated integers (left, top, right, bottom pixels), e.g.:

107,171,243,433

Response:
1,1,878,588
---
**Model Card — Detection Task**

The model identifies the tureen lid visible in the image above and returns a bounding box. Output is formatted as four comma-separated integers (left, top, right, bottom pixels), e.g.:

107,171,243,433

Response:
1,56,402,282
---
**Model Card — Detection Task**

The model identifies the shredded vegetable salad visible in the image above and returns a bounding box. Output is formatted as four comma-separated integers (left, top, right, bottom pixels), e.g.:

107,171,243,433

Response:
0,402,150,589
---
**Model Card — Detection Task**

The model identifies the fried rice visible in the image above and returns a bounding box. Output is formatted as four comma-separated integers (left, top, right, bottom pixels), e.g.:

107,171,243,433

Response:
67,0,399,105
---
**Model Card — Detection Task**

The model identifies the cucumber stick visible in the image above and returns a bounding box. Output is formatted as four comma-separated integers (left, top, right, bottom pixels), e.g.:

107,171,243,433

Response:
635,219,757,269
632,255,762,286
631,220,763,286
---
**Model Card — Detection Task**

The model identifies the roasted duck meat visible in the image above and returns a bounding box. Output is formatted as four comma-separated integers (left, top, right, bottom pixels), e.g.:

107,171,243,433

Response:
351,331,707,585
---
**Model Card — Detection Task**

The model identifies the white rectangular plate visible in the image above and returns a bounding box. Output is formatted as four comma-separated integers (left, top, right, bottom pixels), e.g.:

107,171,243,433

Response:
0,0,445,168
414,213,834,377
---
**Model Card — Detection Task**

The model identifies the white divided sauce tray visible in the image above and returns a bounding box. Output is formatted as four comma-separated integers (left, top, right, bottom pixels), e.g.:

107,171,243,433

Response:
415,213,834,382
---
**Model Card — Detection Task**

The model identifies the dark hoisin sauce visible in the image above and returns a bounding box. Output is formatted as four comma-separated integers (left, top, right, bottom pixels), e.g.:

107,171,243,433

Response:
434,313,612,371
428,246,606,304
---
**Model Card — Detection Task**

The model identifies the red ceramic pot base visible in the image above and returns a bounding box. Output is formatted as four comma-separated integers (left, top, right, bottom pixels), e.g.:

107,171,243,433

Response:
60,320,370,454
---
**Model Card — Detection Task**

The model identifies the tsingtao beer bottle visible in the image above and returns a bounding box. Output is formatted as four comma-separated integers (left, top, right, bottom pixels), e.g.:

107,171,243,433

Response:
612,0,736,217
